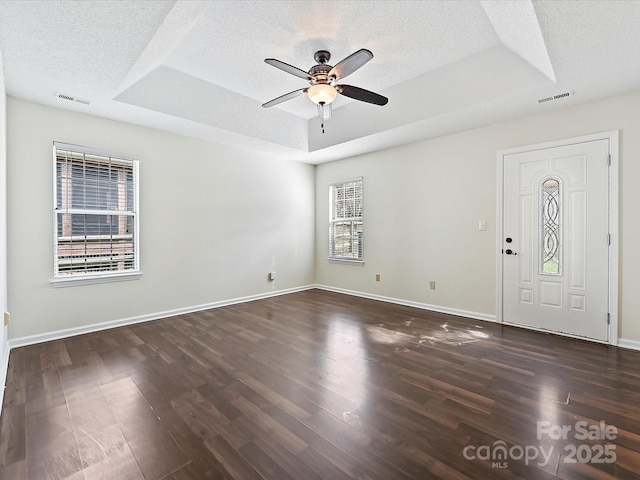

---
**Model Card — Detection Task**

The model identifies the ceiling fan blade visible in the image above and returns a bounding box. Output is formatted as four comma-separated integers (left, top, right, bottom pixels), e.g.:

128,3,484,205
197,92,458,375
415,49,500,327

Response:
264,58,312,81
337,85,388,106
262,88,307,108
328,49,373,80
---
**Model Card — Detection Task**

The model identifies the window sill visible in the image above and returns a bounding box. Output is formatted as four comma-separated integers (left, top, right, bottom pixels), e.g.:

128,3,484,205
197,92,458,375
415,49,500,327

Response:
328,258,364,265
51,271,143,288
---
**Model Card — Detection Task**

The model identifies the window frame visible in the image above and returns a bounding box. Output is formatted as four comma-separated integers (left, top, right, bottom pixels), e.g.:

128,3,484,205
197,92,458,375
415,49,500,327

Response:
51,142,141,287
328,177,364,264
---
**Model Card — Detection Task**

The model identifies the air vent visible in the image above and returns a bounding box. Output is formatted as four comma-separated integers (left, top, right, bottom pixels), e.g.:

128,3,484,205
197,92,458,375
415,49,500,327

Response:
538,91,572,104
55,92,91,106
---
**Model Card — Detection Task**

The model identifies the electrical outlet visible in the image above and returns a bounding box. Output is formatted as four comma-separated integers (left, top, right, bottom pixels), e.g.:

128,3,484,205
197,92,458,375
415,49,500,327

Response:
3,312,9,326
269,271,276,281
375,273,381,282
429,281,436,290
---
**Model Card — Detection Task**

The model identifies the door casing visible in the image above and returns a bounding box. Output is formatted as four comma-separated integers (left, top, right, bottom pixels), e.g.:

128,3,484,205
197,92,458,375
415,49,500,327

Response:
496,131,619,345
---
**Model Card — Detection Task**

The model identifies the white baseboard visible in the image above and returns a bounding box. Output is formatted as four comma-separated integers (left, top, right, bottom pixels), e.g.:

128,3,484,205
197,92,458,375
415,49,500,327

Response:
314,284,496,323
617,338,640,352
7,283,639,354
8,285,315,350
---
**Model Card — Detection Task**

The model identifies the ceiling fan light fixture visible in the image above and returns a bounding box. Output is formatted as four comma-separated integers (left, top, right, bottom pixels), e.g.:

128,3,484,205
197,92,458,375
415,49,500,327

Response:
307,84,337,105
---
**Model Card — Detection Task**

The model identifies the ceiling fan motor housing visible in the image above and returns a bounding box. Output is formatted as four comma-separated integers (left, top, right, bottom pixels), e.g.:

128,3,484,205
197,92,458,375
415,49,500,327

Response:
310,51,335,85
309,64,333,85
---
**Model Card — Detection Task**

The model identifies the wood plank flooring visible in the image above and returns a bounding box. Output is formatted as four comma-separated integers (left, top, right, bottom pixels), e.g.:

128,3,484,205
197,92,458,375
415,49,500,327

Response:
1,289,640,479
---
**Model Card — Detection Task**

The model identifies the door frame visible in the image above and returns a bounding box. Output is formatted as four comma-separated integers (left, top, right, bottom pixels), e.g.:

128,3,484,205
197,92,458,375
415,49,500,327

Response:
496,131,619,345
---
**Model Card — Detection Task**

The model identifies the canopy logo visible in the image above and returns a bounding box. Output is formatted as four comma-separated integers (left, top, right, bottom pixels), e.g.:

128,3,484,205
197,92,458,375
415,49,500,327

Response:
462,441,553,469
463,420,617,469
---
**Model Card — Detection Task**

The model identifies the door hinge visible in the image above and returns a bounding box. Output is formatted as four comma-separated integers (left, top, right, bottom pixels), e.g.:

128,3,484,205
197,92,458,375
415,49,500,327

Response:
608,154,611,166
608,233,611,246
607,313,611,325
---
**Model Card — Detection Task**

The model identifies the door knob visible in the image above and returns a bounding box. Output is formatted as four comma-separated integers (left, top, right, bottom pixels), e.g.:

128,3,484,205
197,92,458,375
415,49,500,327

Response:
505,249,517,255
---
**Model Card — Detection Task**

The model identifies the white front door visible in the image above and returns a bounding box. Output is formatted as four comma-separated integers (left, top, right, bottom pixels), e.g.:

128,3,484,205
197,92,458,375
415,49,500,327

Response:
502,138,611,341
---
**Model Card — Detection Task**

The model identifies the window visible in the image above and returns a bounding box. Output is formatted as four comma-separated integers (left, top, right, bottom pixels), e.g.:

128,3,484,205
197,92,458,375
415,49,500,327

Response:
329,177,363,262
53,142,140,284
540,177,561,275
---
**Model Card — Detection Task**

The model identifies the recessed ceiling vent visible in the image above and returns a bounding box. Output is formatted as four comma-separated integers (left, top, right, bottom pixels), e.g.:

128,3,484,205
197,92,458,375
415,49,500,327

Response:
538,91,572,104
55,92,91,106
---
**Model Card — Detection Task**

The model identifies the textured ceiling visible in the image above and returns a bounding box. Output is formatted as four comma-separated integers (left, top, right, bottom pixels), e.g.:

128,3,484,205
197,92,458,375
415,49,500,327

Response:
1,0,640,164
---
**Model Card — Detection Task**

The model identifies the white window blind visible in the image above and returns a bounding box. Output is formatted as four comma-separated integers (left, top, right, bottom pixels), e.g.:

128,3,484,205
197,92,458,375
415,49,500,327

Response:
53,142,139,281
329,178,363,262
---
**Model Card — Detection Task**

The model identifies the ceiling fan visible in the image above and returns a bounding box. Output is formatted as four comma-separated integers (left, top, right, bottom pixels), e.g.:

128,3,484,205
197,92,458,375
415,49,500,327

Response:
262,49,388,132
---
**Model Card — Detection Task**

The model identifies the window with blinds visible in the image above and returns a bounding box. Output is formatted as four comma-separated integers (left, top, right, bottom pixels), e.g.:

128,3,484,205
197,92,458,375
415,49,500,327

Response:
329,178,364,262
53,142,139,281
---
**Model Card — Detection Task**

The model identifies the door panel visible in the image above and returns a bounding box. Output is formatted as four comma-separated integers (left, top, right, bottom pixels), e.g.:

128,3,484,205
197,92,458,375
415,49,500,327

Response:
502,139,609,341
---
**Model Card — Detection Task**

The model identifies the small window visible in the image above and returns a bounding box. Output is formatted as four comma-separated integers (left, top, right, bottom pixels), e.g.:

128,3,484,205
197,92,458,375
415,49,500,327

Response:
541,177,561,275
329,178,363,262
53,142,140,284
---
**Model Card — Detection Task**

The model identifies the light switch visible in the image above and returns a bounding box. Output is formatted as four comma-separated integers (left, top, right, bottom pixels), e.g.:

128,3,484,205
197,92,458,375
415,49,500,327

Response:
478,220,487,231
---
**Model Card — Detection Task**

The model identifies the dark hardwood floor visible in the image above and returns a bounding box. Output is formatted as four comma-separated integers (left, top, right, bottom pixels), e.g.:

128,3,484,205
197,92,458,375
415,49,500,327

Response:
1,289,639,479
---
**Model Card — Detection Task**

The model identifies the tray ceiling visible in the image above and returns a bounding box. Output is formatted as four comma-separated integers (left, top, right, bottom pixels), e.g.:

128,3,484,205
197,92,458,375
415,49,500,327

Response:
1,0,639,164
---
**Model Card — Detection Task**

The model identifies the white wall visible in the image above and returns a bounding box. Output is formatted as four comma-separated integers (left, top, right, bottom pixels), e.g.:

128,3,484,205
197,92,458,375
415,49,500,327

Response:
6,98,315,340
5,88,640,348
316,88,640,344
0,47,8,402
